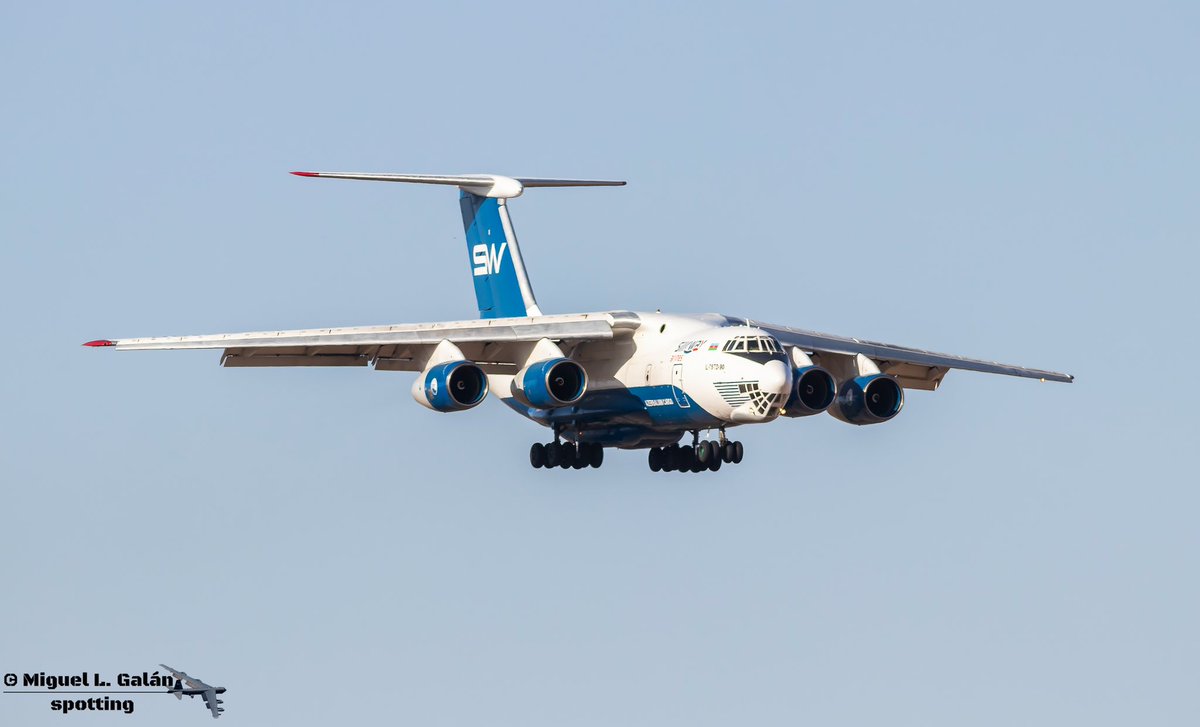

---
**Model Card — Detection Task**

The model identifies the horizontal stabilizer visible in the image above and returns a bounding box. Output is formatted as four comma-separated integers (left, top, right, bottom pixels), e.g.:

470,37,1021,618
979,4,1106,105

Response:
291,171,624,199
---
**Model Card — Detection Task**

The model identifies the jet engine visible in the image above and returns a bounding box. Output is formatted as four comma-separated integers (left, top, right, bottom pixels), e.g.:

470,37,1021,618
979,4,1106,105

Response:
830,373,904,425
412,360,489,412
781,365,837,417
510,357,588,408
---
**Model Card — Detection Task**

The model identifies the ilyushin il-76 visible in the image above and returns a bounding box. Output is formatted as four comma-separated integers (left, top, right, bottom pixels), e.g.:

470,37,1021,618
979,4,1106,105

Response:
86,172,1072,473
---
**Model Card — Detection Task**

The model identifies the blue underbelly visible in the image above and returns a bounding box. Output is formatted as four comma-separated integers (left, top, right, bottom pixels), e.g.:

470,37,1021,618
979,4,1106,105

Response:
501,384,721,433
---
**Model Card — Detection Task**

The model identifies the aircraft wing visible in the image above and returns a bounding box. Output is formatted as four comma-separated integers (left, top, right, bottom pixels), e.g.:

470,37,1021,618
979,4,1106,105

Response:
87,312,638,373
158,664,210,691
201,688,222,718
758,321,1073,390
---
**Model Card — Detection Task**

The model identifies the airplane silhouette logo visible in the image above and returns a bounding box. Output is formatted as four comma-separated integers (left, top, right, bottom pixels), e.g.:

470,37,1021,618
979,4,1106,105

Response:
160,664,225,719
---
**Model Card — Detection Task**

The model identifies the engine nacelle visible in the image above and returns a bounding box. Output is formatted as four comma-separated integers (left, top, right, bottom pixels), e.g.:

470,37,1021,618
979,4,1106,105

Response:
510,357,587,408
412,360,489,412
781,366,837,417
831,373,904,425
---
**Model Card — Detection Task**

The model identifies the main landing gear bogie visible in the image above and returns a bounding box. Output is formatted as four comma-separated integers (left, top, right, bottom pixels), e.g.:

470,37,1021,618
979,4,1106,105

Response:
648,439,743,473
530,441,604,470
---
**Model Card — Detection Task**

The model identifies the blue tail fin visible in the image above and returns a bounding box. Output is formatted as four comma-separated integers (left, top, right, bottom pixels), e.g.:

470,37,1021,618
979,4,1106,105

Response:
459,191,540,319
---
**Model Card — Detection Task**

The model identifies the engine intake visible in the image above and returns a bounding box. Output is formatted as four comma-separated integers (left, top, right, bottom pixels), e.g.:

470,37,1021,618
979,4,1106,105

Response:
833,373,904,425
781,366,837,417
413,360,489,412
512,358,587,408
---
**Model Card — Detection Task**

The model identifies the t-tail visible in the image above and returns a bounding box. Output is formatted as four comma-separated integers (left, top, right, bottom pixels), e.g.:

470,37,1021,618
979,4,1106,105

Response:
291,171,625,318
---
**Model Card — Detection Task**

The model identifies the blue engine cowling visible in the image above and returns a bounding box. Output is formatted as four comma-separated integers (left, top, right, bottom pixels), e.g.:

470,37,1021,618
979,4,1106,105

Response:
833,374,904,425
781,366,837,417
512,358,588,408
416,360,489,412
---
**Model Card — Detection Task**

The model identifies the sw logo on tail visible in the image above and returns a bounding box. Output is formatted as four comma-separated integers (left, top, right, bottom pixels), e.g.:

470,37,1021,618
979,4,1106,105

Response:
472,242,508,276
86,170,1072,474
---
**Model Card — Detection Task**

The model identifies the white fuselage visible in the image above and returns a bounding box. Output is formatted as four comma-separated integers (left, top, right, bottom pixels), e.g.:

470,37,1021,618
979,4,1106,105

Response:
492,312,796,447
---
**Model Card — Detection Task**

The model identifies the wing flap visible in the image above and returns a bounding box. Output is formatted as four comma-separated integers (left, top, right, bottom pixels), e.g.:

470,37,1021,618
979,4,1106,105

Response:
221,353,369,367
874,362,949,391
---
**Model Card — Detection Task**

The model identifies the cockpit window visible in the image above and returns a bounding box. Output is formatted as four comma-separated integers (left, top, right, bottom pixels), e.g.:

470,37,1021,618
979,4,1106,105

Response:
722,336,781,353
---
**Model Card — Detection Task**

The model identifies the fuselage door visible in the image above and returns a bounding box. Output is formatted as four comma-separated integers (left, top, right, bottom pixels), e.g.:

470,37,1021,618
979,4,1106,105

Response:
671,363,691,408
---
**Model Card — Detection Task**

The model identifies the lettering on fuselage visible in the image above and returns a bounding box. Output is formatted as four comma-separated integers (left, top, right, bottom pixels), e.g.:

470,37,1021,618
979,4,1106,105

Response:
472,242,508,276
644,398,674,407
674,340,707,354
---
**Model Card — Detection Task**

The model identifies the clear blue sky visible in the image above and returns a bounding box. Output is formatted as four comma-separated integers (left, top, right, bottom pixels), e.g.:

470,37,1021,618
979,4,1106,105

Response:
2,2,1197,725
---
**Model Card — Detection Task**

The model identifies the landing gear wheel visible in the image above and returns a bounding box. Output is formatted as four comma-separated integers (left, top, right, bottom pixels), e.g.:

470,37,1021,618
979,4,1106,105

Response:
722,441,736,463
545,442,562,468
648,448,662,472
732,441,744,464
663,445,678,472
530,442,546,469
696,441,712,465
678,445,695,473
708,451,722,472
588,444,604,468
570,445,586,469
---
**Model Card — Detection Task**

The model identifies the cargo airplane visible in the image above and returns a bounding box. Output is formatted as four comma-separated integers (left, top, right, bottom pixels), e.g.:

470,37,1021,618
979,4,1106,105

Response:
86,172,1073,473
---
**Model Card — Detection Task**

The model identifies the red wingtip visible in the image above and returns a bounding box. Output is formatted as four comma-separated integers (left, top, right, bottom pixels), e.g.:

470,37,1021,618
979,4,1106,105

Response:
83,339,116,347
291,171,319,177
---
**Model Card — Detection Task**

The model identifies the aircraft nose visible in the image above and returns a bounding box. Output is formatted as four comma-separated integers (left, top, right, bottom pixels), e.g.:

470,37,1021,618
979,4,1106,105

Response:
759,359,791,397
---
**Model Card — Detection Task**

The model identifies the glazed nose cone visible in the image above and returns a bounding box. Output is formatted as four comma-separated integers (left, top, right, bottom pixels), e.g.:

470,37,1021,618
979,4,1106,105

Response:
759,359,791,397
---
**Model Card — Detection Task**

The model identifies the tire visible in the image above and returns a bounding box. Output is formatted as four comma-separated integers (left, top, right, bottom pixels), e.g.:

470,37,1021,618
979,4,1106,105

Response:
678,445,694,473
696,440,711,464
545,442,561,467
568,445,584,469
589,444,604,468
663,446,677,472
723,441,736,463
708,448,722,471
732,441,744,464
648,448,662,472
530,442,546,469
